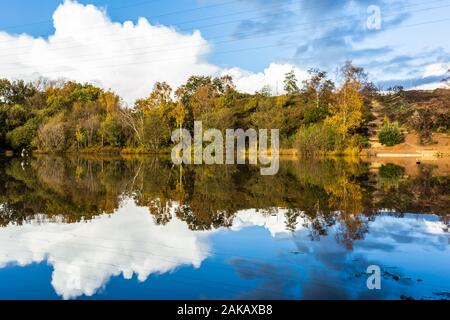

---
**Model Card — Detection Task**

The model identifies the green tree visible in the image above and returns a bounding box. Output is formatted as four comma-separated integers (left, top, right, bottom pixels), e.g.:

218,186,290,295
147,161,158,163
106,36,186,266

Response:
101,114,123,147
378,163,405,189
302,68,334,109
6,118,41,150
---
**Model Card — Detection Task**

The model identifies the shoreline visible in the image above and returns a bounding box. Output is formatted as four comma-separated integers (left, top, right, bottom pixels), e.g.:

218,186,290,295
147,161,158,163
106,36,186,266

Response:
4,147,450,159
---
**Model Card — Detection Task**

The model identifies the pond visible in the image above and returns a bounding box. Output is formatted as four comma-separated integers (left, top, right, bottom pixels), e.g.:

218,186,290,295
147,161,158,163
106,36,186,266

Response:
0,155,449,300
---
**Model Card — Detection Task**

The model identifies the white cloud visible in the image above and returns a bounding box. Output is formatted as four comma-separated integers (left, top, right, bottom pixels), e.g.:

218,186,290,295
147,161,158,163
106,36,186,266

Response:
223,63,309,95
411,82,448,91
0,0,218,104
422,63,450,78
230,208,307,237
0,1,309,104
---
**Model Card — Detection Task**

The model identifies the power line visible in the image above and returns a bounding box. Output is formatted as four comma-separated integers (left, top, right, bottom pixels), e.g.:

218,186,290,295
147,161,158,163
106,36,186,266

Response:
1,13,449,75
0,0,442,52
0,0,243,31
0,2,447,72
0,0,309,48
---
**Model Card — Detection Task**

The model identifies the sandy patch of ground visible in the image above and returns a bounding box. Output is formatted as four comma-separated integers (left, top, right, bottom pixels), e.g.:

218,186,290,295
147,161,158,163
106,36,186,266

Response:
366,133,450,158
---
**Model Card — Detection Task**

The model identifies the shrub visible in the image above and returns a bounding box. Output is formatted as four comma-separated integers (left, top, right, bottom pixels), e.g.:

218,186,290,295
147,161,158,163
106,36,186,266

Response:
6,118,40,150
348,134,370,149
296,123,339,156
378,122,404,146
303,104,329,124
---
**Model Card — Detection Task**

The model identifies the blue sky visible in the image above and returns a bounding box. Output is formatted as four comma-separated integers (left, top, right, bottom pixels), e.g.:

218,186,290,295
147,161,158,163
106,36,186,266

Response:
0,0,449,100
1,0,293,70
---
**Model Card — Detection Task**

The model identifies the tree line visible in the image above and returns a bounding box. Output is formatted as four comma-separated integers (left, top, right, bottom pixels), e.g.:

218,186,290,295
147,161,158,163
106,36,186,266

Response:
1,62,447,156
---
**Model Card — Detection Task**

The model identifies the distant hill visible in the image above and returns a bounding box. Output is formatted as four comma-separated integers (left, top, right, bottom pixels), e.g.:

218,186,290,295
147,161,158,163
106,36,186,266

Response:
378,88,449,141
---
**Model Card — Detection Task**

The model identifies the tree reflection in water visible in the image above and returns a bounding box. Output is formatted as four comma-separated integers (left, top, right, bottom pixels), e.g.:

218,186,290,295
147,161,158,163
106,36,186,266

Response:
0,155,448,247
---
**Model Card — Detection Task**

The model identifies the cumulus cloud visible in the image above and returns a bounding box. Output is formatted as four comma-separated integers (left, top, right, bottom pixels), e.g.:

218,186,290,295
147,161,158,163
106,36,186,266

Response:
223,63,309,95
0,0,218,103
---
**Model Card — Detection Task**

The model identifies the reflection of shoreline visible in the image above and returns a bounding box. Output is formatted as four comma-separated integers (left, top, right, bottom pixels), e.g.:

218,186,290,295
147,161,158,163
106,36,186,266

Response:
22,152,450,166
1,156,448,231
22,145,450,159
367,157,450,176
366,152,450,159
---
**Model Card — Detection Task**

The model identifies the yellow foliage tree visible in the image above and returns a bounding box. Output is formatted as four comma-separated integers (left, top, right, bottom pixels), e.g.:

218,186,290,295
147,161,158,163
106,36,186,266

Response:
325,80,363,138
101,91,120,114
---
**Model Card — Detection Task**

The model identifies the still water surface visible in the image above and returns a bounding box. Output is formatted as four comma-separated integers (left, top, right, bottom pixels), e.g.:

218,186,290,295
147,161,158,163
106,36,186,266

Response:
0,156,449,300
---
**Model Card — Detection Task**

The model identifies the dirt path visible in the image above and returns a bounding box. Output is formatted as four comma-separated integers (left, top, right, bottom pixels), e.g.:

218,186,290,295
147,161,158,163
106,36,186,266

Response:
367,100,385,149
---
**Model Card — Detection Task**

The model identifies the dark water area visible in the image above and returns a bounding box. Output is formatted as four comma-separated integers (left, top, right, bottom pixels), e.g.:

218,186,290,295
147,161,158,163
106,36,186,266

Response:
0,155,449,300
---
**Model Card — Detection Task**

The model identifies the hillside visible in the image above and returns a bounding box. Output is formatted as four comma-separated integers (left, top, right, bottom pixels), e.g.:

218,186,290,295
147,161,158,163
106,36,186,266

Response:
366,88,450,158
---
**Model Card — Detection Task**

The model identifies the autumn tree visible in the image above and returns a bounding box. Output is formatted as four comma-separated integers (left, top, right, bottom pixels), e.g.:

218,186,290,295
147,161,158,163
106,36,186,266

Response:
37,120,67,152
173,98,187,131
325,62,364,138
213,75,236,95
191,84,216,122
128,82,175,150
100,91,120,113
141,81,173,111
143,109,172,151
118,108,145,147
409,109,435,144
101,114,124,147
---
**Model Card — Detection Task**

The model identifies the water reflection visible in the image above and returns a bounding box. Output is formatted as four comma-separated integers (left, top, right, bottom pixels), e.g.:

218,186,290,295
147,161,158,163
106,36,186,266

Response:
0,156,448,299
